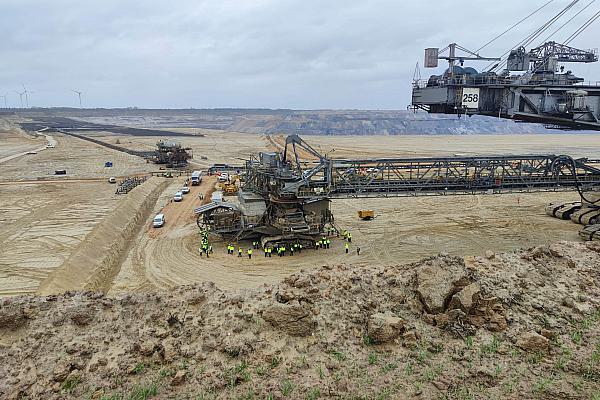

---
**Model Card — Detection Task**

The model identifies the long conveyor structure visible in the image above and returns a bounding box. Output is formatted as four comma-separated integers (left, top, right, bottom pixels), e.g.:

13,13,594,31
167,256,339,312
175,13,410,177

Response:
320,155,600,198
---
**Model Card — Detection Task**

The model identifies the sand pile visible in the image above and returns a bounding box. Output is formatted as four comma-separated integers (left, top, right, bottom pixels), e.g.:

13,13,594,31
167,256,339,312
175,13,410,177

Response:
2,241,600,399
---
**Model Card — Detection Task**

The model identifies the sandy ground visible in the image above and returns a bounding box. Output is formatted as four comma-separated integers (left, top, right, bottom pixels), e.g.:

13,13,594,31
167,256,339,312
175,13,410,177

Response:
2,116,599,296
0,181,121,296
95,129,600,165
110,188,581,293
0,118,153,295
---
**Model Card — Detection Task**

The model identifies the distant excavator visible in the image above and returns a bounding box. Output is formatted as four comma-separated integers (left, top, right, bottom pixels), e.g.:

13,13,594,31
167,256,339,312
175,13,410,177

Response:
148,140,193,168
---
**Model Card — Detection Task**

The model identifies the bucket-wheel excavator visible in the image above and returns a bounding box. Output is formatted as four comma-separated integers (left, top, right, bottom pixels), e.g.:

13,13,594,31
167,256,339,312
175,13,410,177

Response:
196,135,600,246
411,1,600,240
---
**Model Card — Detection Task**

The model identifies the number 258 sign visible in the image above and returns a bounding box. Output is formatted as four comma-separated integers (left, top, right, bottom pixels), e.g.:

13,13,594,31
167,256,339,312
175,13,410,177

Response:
461,88,480,109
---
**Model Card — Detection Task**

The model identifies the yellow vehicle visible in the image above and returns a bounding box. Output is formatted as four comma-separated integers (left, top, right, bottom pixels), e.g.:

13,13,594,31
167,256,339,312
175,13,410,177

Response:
357,210,375,220
219,175,239,195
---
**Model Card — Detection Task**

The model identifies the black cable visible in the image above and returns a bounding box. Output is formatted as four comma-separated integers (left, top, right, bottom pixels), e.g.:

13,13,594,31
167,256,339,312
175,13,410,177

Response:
564,9,600,44
540,0,596,44
476,0,556,53
553,155,600,208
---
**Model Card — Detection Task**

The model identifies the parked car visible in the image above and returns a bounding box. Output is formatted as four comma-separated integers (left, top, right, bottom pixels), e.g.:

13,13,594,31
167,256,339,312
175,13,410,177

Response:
174,191,183,202
218,173,229,182
108,177,117,184
153,213,165,228
181,186,190,194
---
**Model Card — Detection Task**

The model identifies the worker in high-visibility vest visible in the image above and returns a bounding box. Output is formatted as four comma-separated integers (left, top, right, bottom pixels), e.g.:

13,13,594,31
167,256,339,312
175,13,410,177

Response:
347,233,352,243
345,243,349,254
248,248,253,259
326,239,331,249
238,248,242,257
267,247,272,257
264,247,269,257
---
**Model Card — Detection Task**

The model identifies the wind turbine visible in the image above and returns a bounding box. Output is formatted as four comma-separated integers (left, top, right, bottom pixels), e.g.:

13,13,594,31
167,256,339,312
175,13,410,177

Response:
14,90,24,108
21,84,30,108
73,90,82,108
0,94,7,108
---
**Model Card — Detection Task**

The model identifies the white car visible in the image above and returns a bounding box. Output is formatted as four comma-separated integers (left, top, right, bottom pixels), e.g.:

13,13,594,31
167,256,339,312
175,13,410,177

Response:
181,186,190,194
153,213,165,228
108,177,117,184
174,191,183,202
218,173,229,182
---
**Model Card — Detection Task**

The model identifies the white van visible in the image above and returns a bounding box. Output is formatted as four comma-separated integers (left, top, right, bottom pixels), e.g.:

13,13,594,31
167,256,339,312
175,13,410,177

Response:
153,213,165,228
191,171,202,186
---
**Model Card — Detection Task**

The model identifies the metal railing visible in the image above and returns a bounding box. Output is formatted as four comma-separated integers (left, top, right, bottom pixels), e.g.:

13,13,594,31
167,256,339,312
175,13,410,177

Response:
413,76,600,90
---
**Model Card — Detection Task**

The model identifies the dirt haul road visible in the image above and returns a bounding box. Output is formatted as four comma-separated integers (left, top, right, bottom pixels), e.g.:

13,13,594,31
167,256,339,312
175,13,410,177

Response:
109,176,217,294
0,119,45,159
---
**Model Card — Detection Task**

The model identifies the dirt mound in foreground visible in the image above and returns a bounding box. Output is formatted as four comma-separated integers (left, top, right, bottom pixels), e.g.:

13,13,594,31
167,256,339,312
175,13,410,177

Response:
2,241,600,399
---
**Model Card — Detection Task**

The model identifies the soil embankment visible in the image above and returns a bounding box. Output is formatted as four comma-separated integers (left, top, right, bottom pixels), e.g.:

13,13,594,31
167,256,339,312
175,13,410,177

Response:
37,177,169,294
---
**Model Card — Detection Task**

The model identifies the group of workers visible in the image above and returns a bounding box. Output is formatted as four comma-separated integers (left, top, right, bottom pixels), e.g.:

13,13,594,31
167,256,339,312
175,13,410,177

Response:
314,236,332,249
198,230,213,257
202,226,360,260
227,243,255,259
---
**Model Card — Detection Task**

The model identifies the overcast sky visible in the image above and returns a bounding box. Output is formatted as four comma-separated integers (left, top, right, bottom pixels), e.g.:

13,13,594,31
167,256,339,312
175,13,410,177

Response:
1,0,599,109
